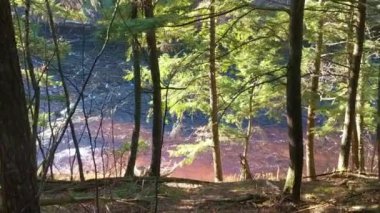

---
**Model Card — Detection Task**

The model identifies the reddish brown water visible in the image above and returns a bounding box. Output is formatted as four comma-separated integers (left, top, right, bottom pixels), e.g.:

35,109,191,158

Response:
54,118,376,181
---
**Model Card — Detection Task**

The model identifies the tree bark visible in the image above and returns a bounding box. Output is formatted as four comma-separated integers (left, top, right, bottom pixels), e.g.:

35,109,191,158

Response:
305,0,324,181
338,0,367,171
144,0,163,177
209,0,223,182
0,0,40,211
283,0,305,201
352,76,365,172
352,121,360,169
125,0,141,177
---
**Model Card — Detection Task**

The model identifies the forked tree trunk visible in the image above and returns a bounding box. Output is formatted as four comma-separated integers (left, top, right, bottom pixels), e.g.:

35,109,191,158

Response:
338,0,366,171
0,0,40,211
283,0,305,201
144,0,163,177
305,0,324,181
125,0,142,177
209,0,223,182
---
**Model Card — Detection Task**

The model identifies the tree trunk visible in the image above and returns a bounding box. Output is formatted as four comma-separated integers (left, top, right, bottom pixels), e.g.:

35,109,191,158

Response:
376,64,380,179
125,0,141,177
283,0,305,201
338,0,366,171
25,0,41,144
356,114,365,172
0,0,40,211
305,0,324,181
209,0,223,182
240,91,254,181
144,0,163,177
44,0,85,181
352,76,365,172
340,1,355,171
356,76,365,172
351,121,360,169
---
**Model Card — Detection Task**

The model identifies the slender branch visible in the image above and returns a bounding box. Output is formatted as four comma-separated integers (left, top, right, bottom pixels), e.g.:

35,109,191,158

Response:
38,0,120,195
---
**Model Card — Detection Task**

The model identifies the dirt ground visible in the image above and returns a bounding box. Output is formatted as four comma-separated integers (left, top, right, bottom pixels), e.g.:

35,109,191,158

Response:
41,172,380,212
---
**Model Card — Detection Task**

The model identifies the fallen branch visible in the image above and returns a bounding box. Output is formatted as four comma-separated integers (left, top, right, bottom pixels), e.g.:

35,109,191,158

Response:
42,176,214,193
40,196,151,206
294,203,333,213
204,193,268,203
302,171,378,179
302,172,335,179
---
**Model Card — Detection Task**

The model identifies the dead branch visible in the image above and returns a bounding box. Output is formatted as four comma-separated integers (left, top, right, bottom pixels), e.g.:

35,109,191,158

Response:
204,193,268,203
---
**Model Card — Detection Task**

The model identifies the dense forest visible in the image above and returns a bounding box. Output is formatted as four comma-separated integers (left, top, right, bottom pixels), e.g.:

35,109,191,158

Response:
0,0,380,212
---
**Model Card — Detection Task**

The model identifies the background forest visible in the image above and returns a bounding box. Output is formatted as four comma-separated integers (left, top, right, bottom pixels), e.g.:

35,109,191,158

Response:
0,0,380,212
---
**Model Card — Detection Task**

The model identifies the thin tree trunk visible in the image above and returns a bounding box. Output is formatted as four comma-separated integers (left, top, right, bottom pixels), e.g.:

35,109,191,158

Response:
340,2,355,171
144,0,163,177
352,71,366,172
44,0,85,181
305,0,324,181
0,0,40,210
376,64,380,179
244,91,254,159
283,0,305,201
125,0,141,177
209,0,223,182
25,0,40,143
357,115,365,172
338,0,367,171
356,76,365,172
240,91,254,181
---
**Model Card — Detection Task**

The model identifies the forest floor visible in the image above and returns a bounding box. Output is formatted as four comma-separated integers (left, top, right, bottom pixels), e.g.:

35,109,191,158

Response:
40,172,380,212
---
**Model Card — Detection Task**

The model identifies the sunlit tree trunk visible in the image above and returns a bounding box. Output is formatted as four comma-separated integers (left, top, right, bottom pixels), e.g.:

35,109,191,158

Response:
356,76,366,172
144,0,163,177
305,0,324,181
240,91,254,181
338,0,367,171
283,0,305,201
0,0,40,211
209,0,223,182
125,0,141,177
